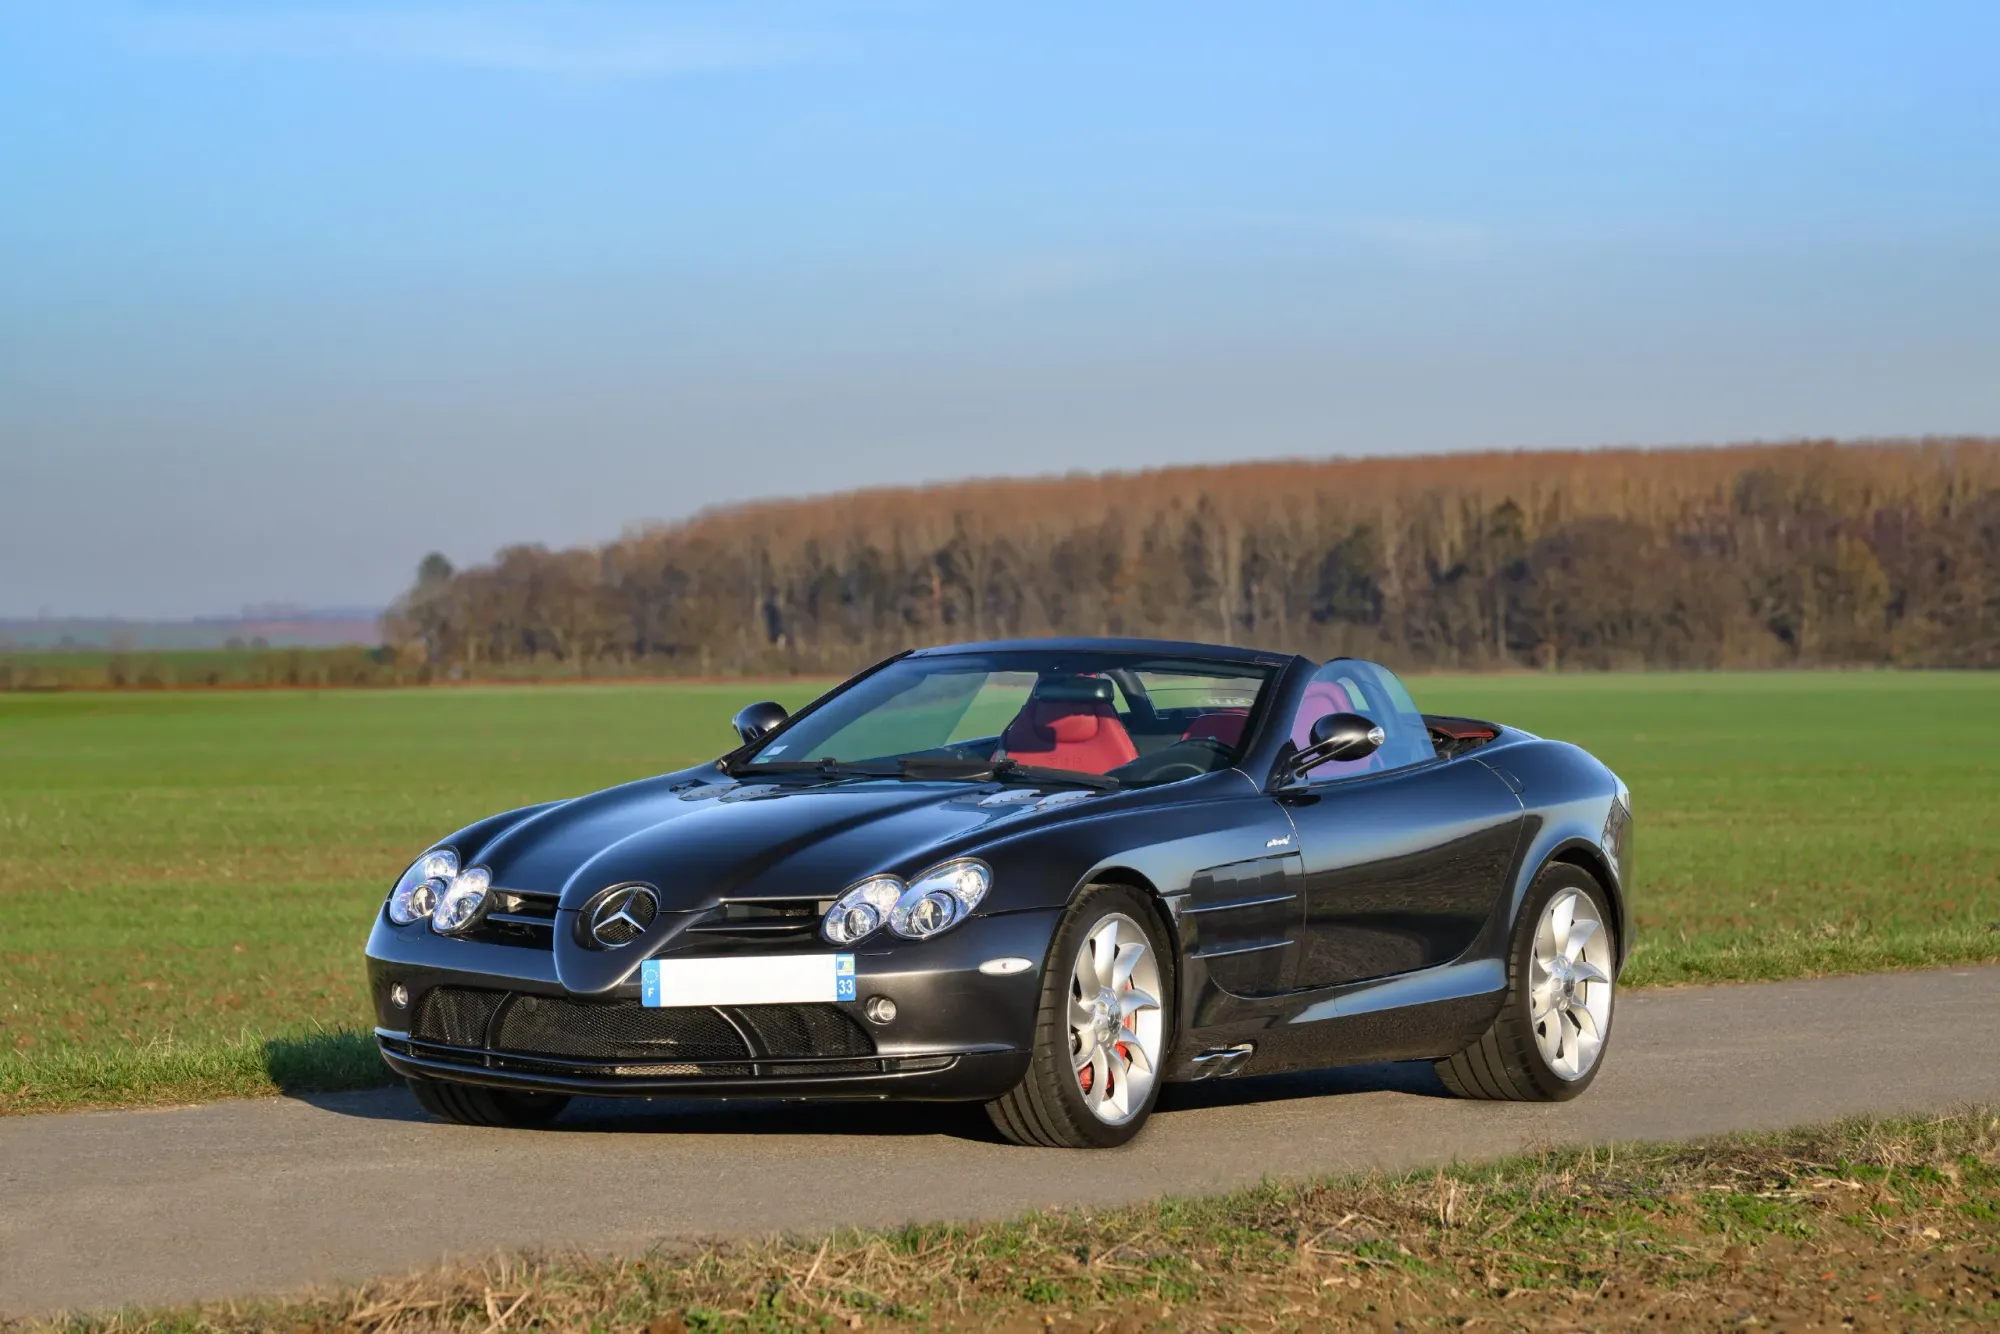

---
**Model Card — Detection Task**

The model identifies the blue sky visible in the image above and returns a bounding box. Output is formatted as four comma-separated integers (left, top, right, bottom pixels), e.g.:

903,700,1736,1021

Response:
3,2,1997,617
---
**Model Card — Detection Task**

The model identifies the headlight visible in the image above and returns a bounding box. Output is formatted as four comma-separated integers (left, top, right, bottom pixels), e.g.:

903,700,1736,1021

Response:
431,866,492,934
388,849,456,925
889,858,991,940
821,875,904,944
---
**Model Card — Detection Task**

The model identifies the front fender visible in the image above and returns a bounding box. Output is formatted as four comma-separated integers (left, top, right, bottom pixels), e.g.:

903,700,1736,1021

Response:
435,799,572,866
966,771,1292,915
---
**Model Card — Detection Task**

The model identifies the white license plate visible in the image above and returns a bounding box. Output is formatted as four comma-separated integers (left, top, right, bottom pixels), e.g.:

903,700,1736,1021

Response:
641,954,856,1007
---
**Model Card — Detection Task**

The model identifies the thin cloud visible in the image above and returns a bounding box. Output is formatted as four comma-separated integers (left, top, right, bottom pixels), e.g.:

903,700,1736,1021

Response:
124,5,819,76
1221,208,1491,258
965,255,1123,305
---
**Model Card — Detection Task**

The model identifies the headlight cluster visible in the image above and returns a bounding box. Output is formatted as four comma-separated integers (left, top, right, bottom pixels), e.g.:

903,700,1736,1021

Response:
387,850,456,925
822,859,990,944
386,850,493,935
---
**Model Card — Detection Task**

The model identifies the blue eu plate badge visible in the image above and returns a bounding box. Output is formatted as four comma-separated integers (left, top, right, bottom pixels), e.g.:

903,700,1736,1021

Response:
641,953,859,1007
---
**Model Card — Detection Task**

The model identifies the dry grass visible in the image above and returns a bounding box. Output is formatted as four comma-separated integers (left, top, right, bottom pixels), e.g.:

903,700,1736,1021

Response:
27,1109,2000,1332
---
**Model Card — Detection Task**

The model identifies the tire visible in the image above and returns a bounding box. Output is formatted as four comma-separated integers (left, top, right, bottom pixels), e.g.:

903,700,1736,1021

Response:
985,884,1176,1148
1435,862,1617,1102
406,1075,572,1128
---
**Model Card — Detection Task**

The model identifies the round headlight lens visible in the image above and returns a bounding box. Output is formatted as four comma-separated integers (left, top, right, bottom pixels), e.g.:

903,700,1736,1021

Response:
822,875,904,944
431,866,492,934
889,858,991,940
388,849,457,925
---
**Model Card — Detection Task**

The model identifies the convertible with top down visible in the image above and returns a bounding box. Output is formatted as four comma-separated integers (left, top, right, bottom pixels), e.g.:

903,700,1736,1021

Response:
366,638,1632,1147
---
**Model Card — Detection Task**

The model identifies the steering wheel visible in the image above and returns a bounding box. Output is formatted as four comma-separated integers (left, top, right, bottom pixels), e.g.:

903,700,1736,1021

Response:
1144,760,1209,783
1131,735,1236,784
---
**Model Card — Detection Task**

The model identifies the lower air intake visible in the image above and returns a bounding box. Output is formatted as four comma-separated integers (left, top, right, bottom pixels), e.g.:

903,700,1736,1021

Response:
494,995,752,1061
404,989,877,1069
410,987,506,1047
730,1003,875,1058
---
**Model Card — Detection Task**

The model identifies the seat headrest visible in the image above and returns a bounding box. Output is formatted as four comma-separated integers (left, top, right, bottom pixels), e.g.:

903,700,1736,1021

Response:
1040,711,1103,743
1032,675,1115,704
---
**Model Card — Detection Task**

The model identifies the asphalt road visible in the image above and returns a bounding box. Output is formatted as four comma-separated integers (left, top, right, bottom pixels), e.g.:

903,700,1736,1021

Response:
5,965,1998,1317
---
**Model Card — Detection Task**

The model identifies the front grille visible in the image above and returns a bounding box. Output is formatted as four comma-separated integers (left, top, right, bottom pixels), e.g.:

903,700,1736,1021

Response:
684,897,828,943
412,986,507,1046
461,888,560,948
403,986,875,1076
494,995,753,1061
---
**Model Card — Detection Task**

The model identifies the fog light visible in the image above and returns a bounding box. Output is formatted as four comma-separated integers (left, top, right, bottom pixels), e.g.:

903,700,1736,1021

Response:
864,995,897,1025
388,983,409,1010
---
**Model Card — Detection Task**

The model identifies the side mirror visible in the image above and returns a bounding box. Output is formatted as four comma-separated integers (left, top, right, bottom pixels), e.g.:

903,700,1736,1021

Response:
731,701,789,744
1291,712,1385,775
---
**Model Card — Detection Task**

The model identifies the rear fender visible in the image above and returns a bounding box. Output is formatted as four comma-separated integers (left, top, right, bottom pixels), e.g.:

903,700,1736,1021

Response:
1475,739,1633,973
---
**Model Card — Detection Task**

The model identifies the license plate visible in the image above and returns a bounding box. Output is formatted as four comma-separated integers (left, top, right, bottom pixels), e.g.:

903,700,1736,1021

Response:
641,954,856,1007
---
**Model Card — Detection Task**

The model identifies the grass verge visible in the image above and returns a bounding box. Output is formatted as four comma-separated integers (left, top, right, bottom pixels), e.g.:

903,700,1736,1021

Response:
0,1028,386,1114
21,1109,1998,1332
1625,922,2000,988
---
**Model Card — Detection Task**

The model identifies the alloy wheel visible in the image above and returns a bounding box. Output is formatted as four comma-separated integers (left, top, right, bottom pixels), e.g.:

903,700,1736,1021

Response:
1529,887,1615,1080
1067,912,1164,1124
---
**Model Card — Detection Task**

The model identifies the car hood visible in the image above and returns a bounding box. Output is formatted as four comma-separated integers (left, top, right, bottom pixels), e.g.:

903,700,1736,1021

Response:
459,772,1111,993
468,772,1106,912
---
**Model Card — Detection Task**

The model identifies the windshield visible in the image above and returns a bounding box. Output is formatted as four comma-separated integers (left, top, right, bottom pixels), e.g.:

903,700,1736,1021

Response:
742,651,1276,788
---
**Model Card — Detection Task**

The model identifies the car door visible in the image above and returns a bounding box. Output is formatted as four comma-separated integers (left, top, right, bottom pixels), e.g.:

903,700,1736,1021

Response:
1276,660,1525,991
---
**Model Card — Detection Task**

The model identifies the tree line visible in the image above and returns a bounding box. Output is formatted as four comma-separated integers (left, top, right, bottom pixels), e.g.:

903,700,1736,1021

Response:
386,438,2000,677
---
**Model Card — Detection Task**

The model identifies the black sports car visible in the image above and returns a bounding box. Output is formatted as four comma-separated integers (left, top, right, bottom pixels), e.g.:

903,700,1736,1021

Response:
367,639,1631,1147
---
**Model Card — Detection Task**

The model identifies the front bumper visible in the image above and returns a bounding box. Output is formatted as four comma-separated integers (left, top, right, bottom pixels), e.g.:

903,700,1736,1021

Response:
365,907,1058,1102
375,1040,1029,1101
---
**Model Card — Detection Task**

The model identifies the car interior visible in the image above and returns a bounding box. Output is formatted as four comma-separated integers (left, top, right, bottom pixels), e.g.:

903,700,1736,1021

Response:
945,671,1254,785
750,655,1502,787
981,662,1505,784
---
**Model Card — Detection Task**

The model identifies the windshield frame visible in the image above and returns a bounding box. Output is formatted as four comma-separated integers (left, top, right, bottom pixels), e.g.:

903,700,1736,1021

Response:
723,647,1285,790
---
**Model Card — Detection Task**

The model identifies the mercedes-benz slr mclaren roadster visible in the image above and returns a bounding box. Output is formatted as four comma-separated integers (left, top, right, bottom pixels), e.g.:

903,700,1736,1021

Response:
367,639,1632,1147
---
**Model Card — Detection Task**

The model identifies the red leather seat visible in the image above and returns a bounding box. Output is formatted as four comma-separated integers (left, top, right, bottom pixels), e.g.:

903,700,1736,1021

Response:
1000,677,1138,774
1181,709,1249,748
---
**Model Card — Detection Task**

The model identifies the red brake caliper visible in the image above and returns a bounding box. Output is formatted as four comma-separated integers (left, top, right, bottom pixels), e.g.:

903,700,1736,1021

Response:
1080,982,1133,1097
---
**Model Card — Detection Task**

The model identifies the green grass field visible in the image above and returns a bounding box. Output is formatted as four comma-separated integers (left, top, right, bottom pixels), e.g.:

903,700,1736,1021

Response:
2,673,1996,1114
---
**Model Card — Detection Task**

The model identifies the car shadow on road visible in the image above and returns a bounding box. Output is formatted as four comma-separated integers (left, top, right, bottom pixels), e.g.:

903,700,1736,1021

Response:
286,1083,1008,1138
1157,1059,1450,1111
288,1059,1450,1141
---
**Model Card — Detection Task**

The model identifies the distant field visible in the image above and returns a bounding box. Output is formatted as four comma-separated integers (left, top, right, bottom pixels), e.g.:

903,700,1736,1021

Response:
0,646,411,690
2,673,1996,1113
